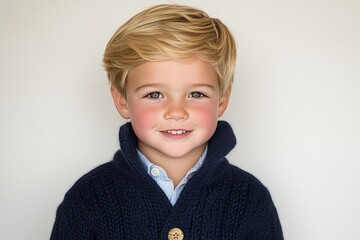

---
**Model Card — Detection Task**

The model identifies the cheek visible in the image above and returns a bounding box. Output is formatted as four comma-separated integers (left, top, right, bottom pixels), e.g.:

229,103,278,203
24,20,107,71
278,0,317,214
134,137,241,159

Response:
191,102,219,127
129,103,159,128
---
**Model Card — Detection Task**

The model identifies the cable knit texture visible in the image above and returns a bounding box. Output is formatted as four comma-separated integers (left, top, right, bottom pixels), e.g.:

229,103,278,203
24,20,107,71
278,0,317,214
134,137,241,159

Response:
51,121,283,239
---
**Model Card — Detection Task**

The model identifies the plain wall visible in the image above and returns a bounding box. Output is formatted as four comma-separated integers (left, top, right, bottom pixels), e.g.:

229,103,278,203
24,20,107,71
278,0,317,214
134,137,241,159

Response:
1,0,359,239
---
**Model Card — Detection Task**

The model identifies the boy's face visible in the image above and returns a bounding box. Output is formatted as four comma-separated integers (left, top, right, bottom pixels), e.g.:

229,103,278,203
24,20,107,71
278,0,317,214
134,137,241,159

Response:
111,58,230,161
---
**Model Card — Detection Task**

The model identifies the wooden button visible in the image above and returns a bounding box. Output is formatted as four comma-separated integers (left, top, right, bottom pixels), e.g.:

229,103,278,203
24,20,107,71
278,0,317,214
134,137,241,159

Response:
168,227,184,240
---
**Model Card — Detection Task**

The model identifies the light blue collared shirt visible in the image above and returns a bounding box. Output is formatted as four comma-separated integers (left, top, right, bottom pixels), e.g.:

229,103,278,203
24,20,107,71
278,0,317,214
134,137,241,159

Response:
137,146,207,206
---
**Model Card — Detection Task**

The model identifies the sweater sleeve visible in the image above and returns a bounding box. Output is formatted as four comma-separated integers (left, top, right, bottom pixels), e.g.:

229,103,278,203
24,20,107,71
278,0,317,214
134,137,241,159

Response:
50,194,94,240
248,187,284,240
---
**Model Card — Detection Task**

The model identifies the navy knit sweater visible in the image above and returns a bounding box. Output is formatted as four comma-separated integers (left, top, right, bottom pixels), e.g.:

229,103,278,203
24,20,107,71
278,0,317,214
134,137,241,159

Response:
51,121,283,239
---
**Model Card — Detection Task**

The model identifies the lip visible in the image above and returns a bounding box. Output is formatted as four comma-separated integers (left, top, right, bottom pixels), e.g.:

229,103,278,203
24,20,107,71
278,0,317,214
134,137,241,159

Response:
159,129,192,139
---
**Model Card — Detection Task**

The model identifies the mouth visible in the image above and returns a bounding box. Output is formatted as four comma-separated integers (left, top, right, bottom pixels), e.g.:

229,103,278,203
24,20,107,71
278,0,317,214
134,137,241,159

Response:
159,129,192,138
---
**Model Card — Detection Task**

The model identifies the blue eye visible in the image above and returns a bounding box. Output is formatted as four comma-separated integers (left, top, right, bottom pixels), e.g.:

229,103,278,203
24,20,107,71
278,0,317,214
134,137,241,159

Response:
146,92,163,99
189,92,205,98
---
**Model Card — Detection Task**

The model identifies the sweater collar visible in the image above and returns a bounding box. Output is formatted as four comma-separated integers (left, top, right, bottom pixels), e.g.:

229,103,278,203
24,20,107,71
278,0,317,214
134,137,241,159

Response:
118,120,236,176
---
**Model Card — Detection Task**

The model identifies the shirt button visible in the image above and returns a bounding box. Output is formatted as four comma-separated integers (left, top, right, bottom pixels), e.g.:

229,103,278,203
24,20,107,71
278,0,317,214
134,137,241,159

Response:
150,167,160,177
168,227,184,240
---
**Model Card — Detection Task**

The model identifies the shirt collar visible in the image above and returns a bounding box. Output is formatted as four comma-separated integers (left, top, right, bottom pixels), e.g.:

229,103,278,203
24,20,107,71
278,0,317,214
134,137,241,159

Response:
137,145,208,181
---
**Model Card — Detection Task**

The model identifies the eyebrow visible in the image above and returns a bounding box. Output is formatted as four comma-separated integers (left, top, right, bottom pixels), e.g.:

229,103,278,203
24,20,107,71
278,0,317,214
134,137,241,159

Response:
134,84,161,93
190,83,217,90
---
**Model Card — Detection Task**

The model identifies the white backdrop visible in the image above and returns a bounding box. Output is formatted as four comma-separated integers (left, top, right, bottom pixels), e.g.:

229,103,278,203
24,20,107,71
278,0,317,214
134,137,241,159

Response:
1,0,359,239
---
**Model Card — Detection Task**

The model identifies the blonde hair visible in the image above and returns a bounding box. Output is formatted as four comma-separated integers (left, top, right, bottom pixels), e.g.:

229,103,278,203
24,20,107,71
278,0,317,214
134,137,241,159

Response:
103,4,236,96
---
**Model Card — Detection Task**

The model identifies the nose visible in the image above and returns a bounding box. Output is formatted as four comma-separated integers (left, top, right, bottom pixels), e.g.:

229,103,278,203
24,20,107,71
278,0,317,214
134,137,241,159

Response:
164,99,189,121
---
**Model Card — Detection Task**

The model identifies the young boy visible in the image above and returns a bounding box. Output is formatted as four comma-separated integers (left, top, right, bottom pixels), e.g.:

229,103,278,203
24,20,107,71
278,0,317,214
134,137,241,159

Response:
51,4,283,240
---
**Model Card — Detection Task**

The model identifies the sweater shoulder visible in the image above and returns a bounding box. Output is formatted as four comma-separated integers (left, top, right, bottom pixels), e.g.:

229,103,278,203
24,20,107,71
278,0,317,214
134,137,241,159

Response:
64,149,131,195
62,159,122,203
225,163,270,194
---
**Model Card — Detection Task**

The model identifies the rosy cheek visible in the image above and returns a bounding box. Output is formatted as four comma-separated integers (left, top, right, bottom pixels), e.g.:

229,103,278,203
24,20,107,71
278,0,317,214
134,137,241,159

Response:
130,103,160,128
191,103,218,127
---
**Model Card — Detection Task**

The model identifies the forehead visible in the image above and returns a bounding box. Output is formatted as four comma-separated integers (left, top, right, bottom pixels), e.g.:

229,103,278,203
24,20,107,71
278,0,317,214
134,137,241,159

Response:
127,58,219,88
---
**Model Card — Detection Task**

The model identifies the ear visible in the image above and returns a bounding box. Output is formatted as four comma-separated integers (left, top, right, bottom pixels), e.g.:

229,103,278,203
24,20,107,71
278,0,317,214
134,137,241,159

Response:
217,88,231,118
110,86,130,119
